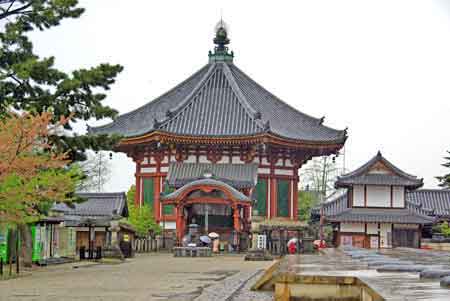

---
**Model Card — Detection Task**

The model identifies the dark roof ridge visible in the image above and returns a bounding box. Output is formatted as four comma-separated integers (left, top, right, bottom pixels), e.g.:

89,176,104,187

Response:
412,188,450,192
164,63,216,119
221,63,266,131
339,151,419,181
90,64,211,132
229,64,347,138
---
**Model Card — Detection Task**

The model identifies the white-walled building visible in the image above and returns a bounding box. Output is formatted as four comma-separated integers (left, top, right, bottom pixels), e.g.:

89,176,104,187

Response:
321,152,434,248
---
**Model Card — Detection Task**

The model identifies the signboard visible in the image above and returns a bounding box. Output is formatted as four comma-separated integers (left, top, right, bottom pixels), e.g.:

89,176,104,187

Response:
123,234,130,242
257,234,267,250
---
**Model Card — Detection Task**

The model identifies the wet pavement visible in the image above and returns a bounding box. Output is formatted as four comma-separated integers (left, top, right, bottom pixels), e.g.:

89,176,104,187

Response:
0,253,272,301
296,248,450,301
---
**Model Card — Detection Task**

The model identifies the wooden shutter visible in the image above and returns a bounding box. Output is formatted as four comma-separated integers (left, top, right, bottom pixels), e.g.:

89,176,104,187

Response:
255,178,267,216
163,183,174,215
277,180,289,217
143,178,154,207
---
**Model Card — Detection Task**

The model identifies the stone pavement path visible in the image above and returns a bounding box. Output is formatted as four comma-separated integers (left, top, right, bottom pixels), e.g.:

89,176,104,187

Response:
0,253,272,301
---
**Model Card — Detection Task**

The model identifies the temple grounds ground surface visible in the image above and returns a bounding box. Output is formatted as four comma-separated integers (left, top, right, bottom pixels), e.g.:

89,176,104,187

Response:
0,253,273,301
2,249,450,300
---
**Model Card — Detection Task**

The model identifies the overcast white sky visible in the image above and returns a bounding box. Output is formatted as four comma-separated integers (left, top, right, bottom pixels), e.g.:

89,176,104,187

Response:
30,0,450,192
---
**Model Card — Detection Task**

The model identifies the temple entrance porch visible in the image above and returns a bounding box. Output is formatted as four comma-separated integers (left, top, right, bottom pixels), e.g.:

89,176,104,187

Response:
160,178,253,250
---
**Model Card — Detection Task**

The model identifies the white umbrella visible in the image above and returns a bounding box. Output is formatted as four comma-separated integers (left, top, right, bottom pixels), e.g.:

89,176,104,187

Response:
287,238,299,246
208,232,219,239
200,235,212,244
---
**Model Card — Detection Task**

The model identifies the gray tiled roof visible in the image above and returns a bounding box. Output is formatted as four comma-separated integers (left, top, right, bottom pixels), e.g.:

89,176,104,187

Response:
326,207,434,224
166,162,258,189
335,151,423,189
407,189,450,218
90,61,346,144
52,192,128,218
160,178,251,202
316,190,434,224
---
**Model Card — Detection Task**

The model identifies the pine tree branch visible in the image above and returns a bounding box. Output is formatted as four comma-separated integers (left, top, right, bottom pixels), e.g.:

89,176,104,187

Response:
0,1,32,20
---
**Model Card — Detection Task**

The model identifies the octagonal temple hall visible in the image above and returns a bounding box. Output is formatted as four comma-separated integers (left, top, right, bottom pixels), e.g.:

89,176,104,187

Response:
90,22,347,246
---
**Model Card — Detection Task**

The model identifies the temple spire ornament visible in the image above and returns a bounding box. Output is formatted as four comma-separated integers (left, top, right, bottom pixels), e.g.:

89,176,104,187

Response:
209,19,234,63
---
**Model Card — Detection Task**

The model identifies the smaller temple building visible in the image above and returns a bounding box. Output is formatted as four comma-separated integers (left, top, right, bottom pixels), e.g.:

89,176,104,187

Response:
51,192,135,258
320,152,434,248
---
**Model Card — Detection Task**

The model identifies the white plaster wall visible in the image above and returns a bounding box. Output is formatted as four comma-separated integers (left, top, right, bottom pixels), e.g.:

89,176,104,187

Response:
185,155,196,163
258,168,270,174
160,166,169,172
393,186,405,207
217,156,230,164
340,223,365,233
275,158,283,166
141,167,157,173
380,223,392,248
285,159,293,167
353,185,365,207
367,185,390,207
142,158,149,164
198,155,208,163
150,156,156,164
160,221,176,230
169,153,177,162
161,155,169,164
274,169,293,176
261,157,269,165
231,156,244,164
367,223,378,235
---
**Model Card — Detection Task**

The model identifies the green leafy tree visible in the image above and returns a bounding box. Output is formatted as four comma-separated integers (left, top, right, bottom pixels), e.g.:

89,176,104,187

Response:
0,111,82,267
437,151,450,188
0,0,123,161
298,190,320,222
125,185,160,237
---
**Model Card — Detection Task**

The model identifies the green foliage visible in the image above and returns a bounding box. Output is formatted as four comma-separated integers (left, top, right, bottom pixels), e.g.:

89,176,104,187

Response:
440,222,450,238
126,185,161,237
0,1,123,161
0,164,83,224
437,151,450,188
298,191,320,222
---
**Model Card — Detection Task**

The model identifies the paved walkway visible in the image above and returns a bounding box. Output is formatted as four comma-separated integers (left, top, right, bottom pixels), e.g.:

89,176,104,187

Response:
0,253,272,301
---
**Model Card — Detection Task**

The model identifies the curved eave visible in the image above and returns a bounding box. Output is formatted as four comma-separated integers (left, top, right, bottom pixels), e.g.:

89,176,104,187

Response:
334,179,424,190
113,129,347,150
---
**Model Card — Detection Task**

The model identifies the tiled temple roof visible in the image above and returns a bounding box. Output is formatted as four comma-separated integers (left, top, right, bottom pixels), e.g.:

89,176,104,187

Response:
160,178,251,203
313,190,435,224
90,33,346,145
326,207,434,224
407,189,450,218
335,151,423,189
52,192,128,218
166,162,258,189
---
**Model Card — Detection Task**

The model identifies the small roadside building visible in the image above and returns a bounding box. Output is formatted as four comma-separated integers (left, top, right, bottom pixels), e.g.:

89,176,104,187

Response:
51,192,135,258
319,152,434,248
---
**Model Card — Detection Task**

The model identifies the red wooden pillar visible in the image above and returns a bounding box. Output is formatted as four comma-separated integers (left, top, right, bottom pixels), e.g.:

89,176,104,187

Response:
176,206,184,244
135,175,141,207
270,178,277,218
154,176,161,222
292,178,299,220
135,159,142,207
233,205,240,232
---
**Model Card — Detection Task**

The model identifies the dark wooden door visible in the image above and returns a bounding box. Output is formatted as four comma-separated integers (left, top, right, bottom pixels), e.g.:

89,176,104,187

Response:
392,229,418,248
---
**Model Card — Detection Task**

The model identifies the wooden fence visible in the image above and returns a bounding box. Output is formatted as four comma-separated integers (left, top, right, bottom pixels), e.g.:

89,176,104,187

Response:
133,237,176,253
